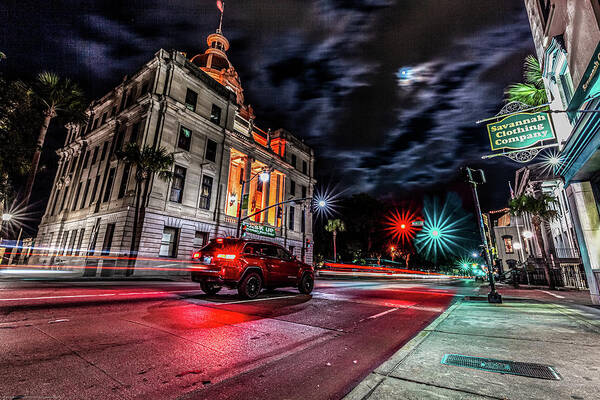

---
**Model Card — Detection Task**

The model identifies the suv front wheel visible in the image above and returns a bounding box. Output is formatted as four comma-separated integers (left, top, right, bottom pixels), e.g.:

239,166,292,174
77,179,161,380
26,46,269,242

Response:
298,273,314,294
238,272,262,299
200,282,222,295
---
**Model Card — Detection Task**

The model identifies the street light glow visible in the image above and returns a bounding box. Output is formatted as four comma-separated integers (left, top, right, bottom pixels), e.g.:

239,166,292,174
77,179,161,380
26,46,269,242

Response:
259,171,270,183
522,230,534,239
471,252,478,258
318,200,326,208
2,213,13,222
513,242,522,250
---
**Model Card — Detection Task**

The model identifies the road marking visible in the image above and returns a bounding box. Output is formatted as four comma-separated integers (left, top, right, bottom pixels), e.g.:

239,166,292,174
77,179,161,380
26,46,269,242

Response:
0,289,203,302
367,308,399,319
539,290,565,299
214,295,300,305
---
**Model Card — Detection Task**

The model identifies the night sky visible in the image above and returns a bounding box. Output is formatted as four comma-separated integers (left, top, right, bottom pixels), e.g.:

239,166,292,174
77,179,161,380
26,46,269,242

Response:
1,0,535,211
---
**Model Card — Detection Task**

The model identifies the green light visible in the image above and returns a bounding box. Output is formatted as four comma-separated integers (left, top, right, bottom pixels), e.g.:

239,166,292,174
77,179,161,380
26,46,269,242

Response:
430,229,440,238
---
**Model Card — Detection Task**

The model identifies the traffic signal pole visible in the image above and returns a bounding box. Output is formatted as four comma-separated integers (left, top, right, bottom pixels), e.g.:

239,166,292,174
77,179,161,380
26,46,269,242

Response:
466,167,502,304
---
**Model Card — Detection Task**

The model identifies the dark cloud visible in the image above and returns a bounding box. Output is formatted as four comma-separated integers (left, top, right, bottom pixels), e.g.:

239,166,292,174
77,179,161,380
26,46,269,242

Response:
0,0,534,209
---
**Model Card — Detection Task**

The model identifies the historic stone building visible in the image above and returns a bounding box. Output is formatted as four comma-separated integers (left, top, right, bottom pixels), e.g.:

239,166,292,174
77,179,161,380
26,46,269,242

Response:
33,27,315,276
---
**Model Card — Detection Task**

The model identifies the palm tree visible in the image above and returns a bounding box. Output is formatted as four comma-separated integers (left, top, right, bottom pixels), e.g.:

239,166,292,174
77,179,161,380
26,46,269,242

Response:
505,55,548,107
509,193,559,289
23,72,87,205
325,219,346,262
117,143,174,274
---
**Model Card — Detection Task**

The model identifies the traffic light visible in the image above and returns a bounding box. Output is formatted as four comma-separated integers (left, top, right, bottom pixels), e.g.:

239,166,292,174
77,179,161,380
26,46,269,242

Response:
241,225,247,237
305,238,312,248
277,206,283,219
465,167,486,184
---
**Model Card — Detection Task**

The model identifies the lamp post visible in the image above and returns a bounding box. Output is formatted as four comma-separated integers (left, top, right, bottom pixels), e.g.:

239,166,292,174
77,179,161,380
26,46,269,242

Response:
235,168,271,238
465,167,502,303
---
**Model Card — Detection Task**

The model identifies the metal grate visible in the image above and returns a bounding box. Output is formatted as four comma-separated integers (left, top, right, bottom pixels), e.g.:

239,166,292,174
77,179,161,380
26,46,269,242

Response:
441,354,560,380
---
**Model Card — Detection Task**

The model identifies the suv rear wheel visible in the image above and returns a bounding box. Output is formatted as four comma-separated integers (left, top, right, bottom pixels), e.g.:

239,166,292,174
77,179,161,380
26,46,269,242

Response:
200,282,222,295
238,272,262,299
298,273,314,294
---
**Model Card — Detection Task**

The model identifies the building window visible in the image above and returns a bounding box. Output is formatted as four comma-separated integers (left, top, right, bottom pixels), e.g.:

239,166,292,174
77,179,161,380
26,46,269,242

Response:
91,146,99,165
101,112,107,125
75,228,85,256
92,118,99,130
81,179,91,209
101,223,116,256
117,164,131,199
159,227,179,257
503,236,514,254
130,121,141,144
67,229,78,255
103,168,116,203
111,106,116,117
169,166,186,203
289,206,295,231
302,160,307,175
115,129,125,152
301,210,306,233
51,190,60,216
90,176,99,206
82,149,90,169
210,104,222,125
290,180,295,196
100,141,109,161
69,156,78,173
199,175,213,209
178,126,192,151
538,0,552,26
301,185,307,199
59,187,68,212
140,81,149,95
205,139,217,162
72,182,82,211
291,154,297,169
185,89,198,111
193,231,209,248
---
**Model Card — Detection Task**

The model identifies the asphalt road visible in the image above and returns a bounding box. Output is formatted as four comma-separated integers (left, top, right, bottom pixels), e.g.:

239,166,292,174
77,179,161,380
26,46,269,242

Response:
0,278,479,400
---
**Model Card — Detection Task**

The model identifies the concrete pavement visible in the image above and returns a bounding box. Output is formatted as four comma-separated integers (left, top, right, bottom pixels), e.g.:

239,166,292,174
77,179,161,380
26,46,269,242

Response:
346,295,600,400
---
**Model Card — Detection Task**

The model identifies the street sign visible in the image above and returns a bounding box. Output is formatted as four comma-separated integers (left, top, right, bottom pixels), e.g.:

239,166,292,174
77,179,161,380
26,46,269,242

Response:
243,223,276,238
241,194,249,210
487,111,555,151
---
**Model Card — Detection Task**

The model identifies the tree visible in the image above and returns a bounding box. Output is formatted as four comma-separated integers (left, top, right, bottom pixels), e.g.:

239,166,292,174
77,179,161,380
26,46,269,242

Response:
23,72,87,205
505,55,548,106
325,219,346,262
509,193,559,289
0,76,41,205
117,143,174,275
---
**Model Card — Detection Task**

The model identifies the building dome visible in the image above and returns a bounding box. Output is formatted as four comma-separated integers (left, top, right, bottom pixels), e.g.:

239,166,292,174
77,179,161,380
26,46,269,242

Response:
189,30,247,107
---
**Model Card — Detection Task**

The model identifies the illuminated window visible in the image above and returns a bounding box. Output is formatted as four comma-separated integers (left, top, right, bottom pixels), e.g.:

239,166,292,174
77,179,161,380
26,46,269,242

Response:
205,139,217,162
185,89,197,111
199,175,213,209
210,104,222,125
503,236,514,254
169,166,186,203
178,126,192,151
159,227,179,257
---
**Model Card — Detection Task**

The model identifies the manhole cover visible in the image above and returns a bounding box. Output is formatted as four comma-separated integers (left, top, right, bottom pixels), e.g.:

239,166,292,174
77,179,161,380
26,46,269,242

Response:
441,354,560,380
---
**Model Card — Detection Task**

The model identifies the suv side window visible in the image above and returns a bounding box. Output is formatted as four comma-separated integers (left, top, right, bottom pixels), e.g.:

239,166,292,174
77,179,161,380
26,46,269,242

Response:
260,245,279,258
243,243,259,255
276,247,293,261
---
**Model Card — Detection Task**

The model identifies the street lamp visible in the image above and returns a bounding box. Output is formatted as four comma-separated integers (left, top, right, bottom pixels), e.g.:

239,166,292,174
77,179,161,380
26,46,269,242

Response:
1,213,12,222
471,251,478,258
522,230,534,239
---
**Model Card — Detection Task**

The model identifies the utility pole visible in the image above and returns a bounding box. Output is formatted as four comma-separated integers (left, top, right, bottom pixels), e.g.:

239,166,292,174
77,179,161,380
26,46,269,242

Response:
466,167,502,303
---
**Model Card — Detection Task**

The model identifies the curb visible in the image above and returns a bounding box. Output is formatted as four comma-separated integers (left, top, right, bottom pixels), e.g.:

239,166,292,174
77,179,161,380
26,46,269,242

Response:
344,300,463,400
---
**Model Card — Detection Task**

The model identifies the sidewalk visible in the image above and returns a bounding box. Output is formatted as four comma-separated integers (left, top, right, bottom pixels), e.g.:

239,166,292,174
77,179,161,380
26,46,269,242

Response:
346,297,600,400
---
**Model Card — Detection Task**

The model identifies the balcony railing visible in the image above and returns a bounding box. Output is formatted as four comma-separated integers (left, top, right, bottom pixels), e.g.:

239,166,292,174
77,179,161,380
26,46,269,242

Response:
555,247,580,259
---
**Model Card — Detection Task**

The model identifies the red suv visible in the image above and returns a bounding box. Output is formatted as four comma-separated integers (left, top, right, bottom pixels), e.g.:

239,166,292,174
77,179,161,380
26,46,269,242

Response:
190,238,315,299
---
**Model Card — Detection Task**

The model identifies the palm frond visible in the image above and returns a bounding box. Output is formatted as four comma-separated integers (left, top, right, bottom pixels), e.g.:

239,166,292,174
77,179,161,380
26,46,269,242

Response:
523,55,544,88
505,83,548,107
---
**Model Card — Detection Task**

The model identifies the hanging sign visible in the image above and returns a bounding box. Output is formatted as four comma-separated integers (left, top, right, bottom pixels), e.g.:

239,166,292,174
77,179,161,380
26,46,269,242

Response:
243,223,276,238
487,111,555,151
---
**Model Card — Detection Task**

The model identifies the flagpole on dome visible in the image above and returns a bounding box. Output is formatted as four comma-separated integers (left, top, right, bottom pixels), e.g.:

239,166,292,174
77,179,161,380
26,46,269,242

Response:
217,0,225,33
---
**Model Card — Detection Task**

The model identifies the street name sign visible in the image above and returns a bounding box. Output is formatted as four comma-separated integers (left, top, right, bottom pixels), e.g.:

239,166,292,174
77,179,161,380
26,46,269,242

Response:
487,111,555,151
243,223,276,238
